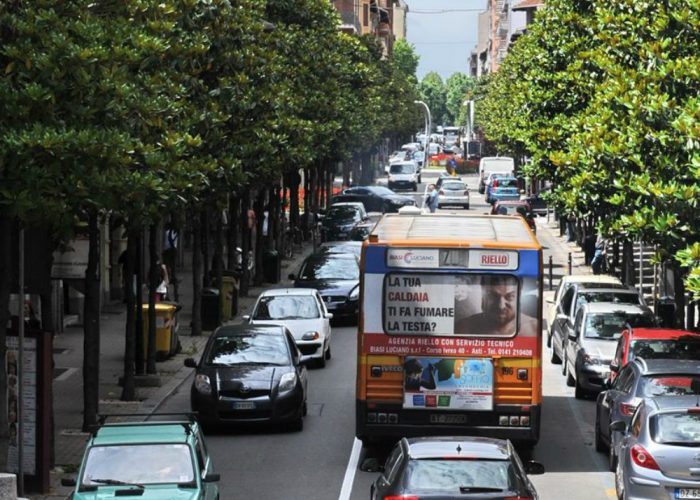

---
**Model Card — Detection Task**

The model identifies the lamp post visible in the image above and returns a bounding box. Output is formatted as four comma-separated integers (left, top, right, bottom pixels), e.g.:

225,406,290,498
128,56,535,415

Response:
463,99,474,158
414,100,431,165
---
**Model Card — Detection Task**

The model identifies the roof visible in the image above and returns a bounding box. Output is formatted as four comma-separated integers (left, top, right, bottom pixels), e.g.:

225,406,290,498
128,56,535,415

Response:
259,288,317,297
369,214,539,248
633,358,700,375
628,328,700,340
331,202,364,208
560,275,622,286
406,436,510,460
580,303,652,314
213,323,284,337
93,423,190,446
513,0,544,11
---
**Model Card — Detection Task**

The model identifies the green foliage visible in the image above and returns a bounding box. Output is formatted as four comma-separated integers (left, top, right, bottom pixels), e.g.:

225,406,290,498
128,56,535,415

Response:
393,39,419,82
445,73,475,125
418,72,448,127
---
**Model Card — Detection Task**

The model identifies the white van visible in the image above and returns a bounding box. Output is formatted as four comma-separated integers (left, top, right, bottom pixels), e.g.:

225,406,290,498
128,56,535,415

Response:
388,162,419,191
478,156,514,193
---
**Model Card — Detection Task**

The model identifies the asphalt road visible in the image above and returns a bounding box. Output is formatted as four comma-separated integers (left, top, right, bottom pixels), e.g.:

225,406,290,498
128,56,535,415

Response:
157,171,617,500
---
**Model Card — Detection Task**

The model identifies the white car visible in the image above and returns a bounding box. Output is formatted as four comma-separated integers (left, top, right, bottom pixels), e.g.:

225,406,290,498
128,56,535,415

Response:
245,288,333,368
388,161,419,191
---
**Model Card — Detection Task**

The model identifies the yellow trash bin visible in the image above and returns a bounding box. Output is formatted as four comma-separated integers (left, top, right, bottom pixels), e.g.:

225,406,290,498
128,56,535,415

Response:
142,303,178,360
221,276,238,321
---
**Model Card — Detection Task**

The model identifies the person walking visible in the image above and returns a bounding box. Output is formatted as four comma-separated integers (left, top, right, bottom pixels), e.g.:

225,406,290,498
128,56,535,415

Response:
425,184,439,213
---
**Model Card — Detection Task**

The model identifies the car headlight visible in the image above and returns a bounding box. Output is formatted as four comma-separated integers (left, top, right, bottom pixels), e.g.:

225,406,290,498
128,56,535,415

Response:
278,372,297,393
302,331,320,341
194,374,212,395
349,285,360,300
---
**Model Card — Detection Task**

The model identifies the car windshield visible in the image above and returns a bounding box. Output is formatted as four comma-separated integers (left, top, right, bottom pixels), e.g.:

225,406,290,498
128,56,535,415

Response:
81,444,194,486
320,244,362,258
583,312,655,339
629,338,700,362
299,256,359,280
390,164,416,174
638,375,700,397
406,459,517,493
253,295,319,320
652,412,700,445
442,182,466,191
327,206,360,222
576,291,640,311
206,334,289,366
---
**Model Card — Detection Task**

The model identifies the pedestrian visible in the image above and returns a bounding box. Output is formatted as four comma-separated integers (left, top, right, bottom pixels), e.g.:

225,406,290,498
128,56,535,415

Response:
154,256,170,302
162,227,178,284
591,233,607,275
425,184,439,213
447,157,457,176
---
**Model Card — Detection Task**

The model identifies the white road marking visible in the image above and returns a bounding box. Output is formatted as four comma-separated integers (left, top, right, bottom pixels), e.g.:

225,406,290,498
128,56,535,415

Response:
338,437,363,500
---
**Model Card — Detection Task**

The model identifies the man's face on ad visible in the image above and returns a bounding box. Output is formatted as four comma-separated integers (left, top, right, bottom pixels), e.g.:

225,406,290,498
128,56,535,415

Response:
483,282,517,325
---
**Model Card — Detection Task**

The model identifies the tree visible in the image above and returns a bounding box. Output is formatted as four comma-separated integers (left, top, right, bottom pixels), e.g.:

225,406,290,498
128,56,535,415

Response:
393,39,419,82
444,73,475,125
418,72,448,128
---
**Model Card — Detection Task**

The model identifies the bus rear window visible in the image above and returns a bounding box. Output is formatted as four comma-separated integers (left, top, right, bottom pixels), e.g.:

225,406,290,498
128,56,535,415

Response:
384,274,536,337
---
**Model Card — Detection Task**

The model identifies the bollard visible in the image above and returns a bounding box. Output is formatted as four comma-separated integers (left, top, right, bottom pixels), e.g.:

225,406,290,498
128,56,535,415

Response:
548,255,553,290
568,252,572,275
0,473,17,499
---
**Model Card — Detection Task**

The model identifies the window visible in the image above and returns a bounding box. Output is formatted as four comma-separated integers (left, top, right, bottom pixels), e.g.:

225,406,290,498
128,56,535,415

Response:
253,295,320,320
206,334,289,366
638,375,700,397
384,445,403,483
363,3,369,26
559,287,575,317
652,412,700,444
630,408,643,437
613,366,633,392
405,459,516,492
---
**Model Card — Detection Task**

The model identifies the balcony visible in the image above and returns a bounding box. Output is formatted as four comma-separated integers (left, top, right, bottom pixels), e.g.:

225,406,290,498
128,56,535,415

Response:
338,10,362,34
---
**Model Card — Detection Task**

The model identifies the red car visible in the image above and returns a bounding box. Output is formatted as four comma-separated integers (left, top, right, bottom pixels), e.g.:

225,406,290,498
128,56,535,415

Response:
609,328,700,382
491,200,536,233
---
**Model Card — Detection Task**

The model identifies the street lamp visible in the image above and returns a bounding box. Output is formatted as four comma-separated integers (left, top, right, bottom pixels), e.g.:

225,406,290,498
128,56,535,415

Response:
414,100,431,162
463,99,474,158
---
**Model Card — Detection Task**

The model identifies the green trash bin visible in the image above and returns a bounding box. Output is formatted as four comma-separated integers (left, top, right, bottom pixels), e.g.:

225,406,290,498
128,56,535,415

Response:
201,288,221,331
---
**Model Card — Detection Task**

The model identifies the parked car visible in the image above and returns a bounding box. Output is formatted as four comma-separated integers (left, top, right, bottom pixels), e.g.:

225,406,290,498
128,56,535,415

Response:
289,253,360,321
562,303,657,399
245,288,333,368
317,240,363,259
486,176,520,204
186,324,308,430
61,415,219,499
388,161,420,191
333,186,415,213
546,274,623,341
609,328,700,383
411,150,425,168
614,395,700,499
523,186,551,214
478,156,515,193
484,171,511,196
596,358,700,471
349,218,376,241
319,202,367,242
437,178,470,209
491,200,536,232
367,437,544,500
550,284,646,364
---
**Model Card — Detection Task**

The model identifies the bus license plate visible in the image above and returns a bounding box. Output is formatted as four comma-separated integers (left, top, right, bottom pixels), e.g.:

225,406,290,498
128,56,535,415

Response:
677,489,700,499
233,402,255,410
430,414,467,424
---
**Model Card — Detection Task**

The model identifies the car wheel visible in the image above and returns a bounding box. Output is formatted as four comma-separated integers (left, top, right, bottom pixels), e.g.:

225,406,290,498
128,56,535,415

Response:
575,378,586,399
325,344,331,360
302,401,308,417
565,359,575,387
595,410,606,453
317,354,327,368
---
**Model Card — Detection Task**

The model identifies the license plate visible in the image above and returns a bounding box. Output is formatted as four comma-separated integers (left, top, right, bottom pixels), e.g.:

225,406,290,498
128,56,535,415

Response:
232,402,255,410
677,489,700,499
429,414,467,424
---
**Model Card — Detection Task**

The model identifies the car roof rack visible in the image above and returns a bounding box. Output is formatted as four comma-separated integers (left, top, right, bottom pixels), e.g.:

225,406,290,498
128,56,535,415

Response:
95,412,199,436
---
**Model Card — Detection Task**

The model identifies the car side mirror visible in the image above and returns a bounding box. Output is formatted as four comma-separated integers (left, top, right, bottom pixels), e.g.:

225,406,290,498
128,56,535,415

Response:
325,313,334,320
61,477,77,487
288,273,296,280
203,473,220,483
360,457,384,473
610,420,627,433
184,358,197,368
242,314,251,321
525,461,545,475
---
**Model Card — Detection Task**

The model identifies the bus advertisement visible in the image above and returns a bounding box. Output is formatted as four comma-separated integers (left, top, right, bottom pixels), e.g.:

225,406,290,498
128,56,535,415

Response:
356,214,542,447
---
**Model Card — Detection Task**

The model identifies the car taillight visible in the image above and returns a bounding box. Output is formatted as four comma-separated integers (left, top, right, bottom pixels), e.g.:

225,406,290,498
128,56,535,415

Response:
493,179,498,187
620,403,637,417
630,444,660,470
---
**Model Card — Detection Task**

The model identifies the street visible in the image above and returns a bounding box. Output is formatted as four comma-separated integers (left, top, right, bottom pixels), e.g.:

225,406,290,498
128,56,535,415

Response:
156,171,616,500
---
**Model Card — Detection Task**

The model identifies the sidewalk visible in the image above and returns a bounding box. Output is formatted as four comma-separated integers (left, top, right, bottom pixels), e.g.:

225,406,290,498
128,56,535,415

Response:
32,244,313,499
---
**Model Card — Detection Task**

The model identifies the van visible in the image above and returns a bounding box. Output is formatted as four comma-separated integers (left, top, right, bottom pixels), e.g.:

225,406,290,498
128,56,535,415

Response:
388,162,419,192
478,156,515,193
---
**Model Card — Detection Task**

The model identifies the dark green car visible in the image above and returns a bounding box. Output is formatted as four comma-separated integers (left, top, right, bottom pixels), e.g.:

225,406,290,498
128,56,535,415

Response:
63,415,219,499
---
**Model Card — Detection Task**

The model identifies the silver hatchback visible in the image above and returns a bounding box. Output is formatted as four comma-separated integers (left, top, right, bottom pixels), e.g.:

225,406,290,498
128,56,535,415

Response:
615,395,700,500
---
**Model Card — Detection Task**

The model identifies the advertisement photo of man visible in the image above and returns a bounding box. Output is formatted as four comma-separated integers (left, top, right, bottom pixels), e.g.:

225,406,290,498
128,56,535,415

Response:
454,275,537,337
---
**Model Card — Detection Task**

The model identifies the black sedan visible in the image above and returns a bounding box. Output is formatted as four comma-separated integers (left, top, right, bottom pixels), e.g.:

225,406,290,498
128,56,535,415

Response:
289,253,360,321
367,437,544,500
185,324,308,431
332,186,415,213
319,203,366,242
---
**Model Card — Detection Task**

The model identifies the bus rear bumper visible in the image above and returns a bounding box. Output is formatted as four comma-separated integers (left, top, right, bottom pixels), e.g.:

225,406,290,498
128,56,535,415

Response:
356,402,540,447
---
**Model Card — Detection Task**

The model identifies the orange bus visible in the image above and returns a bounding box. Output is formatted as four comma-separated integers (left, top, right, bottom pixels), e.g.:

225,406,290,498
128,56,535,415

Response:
356,213,542,447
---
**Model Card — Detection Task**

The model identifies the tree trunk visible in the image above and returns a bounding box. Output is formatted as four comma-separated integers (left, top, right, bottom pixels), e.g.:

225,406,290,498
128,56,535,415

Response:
303,168,311,232
0,214,12,469
135,230,144,375
290,172,300,230
673,263,686,329
201,210,211,288
121,228,137,401
213,210,224,306
82,210,101,432
227,195,239,270
254,190,265,286
146,225,157,374
342,161,351,188
191,210,203,336
240,191,251,296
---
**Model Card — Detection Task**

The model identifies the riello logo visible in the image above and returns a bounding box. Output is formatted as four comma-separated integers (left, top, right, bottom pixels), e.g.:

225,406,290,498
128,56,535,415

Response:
480,253,509,266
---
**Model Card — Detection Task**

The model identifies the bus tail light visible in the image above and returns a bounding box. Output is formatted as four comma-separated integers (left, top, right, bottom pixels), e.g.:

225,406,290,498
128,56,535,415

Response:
520,416,530,426
499,416,509,426
509,416,520,426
